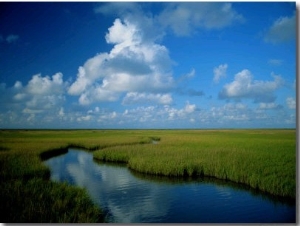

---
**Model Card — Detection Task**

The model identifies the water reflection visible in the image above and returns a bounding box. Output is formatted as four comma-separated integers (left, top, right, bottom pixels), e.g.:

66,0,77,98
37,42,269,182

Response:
44,149,295,223
131,170,295,207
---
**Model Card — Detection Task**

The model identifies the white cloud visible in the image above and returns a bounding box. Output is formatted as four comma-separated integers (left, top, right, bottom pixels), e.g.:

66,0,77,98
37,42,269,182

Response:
284,113,295,125
286,97,295,109
205,102,293,127
258,102,282,110
106,18,138,46
68,54,109,95
77,115,92,122
77,103,203,127
198,104,246,124
122,92,172,105
59,107,65,117
219,69,284,102
158,3,244,36
68,18,174,105
213,64,228,83
0,73,67,127
166,102,196,120
264,14,295,44
96,2,244,38
95,3,166,44
184,102,196,113
27,73,64,95
22,108,43,114
185,68,195,79
14,81,23,89
12,73,65,104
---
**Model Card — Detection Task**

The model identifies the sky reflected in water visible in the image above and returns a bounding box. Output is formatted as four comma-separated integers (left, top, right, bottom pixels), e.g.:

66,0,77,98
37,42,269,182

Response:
44,149,295,223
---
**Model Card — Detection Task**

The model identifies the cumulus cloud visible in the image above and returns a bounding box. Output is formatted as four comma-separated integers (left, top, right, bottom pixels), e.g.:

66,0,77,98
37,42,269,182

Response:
199,102,287,127
264,13,295,44
118,102,198,126
68,18,174,105
286,97,295,109
187,103,250,126
96,2,244,37
184,102,196,113
158,2,244,36
95,2,165,43
75,2,244,107
258,102,282,110
213,64,228,83
26,73,64,95
0,73,67,127
122,92,172,105
98,100,291,128
68,54,109,95
18,73,66,111
166,102,196,120
2,73,65,104
205,103,248,123
219,69,284,103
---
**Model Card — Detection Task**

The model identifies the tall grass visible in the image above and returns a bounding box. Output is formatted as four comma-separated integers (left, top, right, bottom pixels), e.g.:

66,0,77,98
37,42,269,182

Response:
0,129,296,222
93,129,296,198
0,129,153,222
0,178,103,223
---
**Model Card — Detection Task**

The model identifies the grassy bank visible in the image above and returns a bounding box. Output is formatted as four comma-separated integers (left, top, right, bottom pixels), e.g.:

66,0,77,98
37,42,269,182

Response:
0,129,152,223
0,129,296,222
0,178,103,223
93,129,296,198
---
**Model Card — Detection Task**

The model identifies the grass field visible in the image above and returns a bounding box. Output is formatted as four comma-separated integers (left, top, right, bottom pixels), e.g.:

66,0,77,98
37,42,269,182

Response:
0,129,296,222
93,129,296,198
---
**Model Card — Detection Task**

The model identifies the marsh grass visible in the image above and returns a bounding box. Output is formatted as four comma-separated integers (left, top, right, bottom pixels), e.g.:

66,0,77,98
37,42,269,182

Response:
0,129,296,222
93,129,296,198
0,178,103,223
0,129,155,222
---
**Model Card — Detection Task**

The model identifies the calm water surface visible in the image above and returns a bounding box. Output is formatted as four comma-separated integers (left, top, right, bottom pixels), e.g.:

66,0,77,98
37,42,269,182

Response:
44,149,295,223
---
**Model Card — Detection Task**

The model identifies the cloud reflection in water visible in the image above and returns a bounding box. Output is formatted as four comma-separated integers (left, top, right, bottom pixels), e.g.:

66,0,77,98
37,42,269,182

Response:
45,149,170,222
44,149,295,223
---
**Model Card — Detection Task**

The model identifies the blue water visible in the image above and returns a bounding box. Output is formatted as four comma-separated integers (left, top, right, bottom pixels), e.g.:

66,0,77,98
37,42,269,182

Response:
44,149,295,223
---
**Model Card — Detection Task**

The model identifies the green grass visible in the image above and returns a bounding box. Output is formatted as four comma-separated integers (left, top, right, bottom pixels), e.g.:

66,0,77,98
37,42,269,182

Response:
0,129,152,223
93,129,296,198
0,178,103,223
0,129,296,222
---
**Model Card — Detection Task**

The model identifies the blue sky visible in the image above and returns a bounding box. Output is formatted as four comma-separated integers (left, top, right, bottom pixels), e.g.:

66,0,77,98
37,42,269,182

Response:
0,2,296,129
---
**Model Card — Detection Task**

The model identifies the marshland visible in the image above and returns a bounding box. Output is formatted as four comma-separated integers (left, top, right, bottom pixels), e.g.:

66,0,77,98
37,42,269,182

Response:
0,129,296,222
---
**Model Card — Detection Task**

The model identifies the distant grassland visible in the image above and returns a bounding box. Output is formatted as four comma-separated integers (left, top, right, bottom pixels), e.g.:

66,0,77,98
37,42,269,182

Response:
0,129,296,222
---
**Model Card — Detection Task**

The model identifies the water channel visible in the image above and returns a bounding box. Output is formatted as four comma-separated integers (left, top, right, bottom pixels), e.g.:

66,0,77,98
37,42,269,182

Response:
44,148,295,223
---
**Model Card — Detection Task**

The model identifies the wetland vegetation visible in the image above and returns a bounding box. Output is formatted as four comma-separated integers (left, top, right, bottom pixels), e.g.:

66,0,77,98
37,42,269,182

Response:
0,129,296,222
